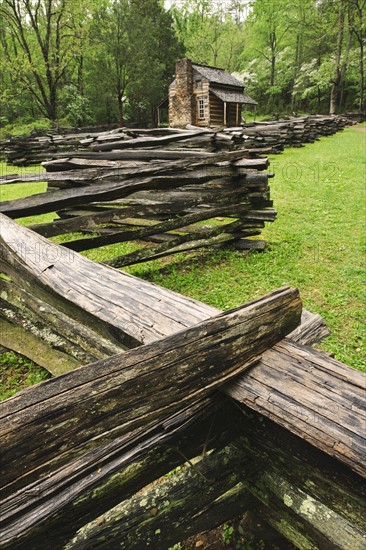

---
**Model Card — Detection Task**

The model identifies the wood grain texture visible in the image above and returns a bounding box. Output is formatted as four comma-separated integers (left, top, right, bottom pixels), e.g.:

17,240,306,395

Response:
0,397,236,549
0,276,123,365
65,406,366,550
225,339,366,477
0,213,218,346
0,284,301,492
1,220,364,548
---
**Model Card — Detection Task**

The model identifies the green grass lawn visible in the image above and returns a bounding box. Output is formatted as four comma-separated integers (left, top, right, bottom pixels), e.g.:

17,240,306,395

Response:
0,163,56,225
0,123,365,400
121,124,365,371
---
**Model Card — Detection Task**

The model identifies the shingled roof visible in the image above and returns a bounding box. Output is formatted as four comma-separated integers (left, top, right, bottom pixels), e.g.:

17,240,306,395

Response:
192,63,244,88
210,87,258,106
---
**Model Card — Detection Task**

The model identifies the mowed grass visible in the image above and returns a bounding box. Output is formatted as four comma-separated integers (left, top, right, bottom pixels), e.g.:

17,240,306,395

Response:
0,162,55,225
122,124,365,371
0,124,365,378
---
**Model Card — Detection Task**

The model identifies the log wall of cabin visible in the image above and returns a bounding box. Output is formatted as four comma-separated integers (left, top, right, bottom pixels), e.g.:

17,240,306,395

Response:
209,92,224,127
209,94,242,127
192,76,210,127
227,103,240,126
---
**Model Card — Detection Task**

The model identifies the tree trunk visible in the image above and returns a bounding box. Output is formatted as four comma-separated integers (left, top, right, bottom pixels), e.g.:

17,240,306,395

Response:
78,55,84,97
360,36,365,111
330,1,345,114
291,32,302,111
117,90,124,126
351,1,365,112
339,9,353,110
270,32,276,87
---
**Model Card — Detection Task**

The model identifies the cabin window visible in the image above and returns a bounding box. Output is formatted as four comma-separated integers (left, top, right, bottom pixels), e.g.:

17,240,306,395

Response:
195,79,202,89
198,98,205,119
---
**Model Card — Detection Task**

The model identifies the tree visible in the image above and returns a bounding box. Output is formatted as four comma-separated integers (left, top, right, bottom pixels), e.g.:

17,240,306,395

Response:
247,0,294,88
0,0,88,122
330,0,346,114
349,0,365,111
0,0,363,128
127,0,183,124
89,0,131,125
87,0,183,126
170,0,245,70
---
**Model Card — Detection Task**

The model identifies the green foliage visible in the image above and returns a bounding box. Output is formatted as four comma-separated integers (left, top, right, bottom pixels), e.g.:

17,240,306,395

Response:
222,522,266,549
60,85,93,127
85,0,184,126
125,0,184,125
0,118,52,140
0,0,88,121
0,0,183,127
0,0,364,123
222,522,235,544
0,352,51,401
169,0,365,115
170,1,245,70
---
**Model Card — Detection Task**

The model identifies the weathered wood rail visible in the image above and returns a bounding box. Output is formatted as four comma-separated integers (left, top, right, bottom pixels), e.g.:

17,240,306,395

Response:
0,149,277,262
65,405,366,550
0,215,365,549
0,115,355,166
0,114,358,265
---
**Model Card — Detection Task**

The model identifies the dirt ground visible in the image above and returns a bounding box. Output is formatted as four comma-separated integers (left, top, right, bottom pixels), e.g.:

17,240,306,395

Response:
180,514,296,550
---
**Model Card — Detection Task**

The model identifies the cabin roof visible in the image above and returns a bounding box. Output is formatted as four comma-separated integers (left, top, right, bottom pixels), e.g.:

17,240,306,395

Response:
192,63,244,88
210,86,258,106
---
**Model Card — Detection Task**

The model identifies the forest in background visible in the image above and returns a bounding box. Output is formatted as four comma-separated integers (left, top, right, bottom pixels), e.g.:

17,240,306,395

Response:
0,0,364,130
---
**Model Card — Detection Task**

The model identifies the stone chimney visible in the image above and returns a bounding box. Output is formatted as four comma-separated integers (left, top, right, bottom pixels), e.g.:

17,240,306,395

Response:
169,58,194,127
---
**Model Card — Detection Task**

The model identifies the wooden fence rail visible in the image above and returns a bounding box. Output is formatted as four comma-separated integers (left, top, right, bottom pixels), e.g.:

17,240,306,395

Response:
0,114,356,166
0,150,276,262
0,215,365,549
0,117,365,548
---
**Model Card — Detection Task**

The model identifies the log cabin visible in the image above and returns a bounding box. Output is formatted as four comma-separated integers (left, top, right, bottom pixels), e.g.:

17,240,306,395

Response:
164,58,257,128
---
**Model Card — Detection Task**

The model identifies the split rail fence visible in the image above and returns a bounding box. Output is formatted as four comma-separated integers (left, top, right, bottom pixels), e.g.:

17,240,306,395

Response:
0,116,365,549
0,215,365,549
